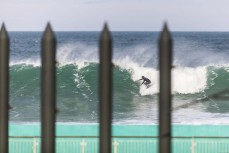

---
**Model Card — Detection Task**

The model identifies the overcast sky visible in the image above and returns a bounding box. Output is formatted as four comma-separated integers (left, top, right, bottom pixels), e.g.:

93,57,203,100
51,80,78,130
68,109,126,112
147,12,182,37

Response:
0,0,228,31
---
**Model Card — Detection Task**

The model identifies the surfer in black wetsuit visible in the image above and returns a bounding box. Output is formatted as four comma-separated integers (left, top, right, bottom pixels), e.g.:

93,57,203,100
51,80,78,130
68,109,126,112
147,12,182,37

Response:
139,76,151,88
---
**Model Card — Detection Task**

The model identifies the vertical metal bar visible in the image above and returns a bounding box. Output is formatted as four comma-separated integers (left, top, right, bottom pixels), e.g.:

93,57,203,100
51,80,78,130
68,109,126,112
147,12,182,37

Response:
191,138,195,153
0,24,9,153
159,23,172,153
41,23,56,153
33,137,37,153
113,140,118,153
99,23,112,153
80,139,86,153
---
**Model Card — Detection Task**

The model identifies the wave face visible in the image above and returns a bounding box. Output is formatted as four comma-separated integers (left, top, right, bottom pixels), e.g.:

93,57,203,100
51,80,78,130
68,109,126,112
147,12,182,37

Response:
8,32,229,124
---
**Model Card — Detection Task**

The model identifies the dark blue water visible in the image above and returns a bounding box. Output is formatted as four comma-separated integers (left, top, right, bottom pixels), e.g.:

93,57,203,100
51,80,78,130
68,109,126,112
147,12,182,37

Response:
8,32,229,124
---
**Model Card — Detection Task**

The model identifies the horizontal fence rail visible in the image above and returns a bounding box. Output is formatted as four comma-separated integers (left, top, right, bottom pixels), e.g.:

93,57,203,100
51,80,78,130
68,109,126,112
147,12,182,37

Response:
7,136,229,153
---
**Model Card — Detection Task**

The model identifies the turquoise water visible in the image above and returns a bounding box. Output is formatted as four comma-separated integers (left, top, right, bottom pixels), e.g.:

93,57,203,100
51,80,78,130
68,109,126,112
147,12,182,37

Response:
9,124,229,153
9,124,229,137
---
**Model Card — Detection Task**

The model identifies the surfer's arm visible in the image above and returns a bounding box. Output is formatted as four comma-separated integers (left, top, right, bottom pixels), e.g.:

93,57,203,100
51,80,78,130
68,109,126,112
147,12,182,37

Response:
141,81,145,85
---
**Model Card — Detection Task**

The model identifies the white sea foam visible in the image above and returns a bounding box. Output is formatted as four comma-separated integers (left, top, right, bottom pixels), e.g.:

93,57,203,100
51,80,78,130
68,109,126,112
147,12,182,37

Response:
172,66,207,94
114,57,208,95
57,43,98,66
10,42,98,68
173,108,229,125
10,58,41,67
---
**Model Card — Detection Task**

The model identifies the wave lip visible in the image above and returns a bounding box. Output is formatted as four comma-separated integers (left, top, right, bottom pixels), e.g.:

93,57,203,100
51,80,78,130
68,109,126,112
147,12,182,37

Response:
10,58,229,96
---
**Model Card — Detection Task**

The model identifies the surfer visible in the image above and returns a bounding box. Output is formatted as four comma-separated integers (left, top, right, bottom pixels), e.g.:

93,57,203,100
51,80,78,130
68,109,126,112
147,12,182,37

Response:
139,76,151,88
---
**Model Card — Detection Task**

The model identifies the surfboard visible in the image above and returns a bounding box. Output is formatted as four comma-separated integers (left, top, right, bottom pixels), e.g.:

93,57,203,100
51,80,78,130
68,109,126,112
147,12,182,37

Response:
135,80,152,89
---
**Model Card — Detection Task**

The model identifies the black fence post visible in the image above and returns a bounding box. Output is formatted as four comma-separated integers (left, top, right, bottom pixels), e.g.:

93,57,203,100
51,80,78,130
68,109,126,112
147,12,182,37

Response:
0,24,9,153
41,23,56,153
159,23,172,153
99,23,113,153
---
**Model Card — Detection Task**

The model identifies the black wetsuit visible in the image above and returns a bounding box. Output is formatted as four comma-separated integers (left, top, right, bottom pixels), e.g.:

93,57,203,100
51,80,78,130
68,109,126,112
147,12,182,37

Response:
140,76,151,88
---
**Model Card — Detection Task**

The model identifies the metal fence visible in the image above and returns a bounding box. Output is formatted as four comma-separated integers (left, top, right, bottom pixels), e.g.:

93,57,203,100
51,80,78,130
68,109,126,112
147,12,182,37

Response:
0,22,225,153
8,136,229,153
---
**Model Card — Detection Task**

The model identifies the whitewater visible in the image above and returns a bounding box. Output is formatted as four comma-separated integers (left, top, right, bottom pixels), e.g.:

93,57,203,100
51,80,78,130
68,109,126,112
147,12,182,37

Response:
8,32,229,124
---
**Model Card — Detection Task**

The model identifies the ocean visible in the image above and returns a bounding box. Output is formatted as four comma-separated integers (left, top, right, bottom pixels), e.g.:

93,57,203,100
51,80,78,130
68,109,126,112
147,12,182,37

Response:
8,31,229,124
